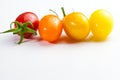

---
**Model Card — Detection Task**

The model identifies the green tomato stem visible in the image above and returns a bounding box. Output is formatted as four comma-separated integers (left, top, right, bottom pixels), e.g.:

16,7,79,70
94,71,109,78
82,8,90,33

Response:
49,9,58,16
61,7,66,17
18,32,24,44
1,21,37,44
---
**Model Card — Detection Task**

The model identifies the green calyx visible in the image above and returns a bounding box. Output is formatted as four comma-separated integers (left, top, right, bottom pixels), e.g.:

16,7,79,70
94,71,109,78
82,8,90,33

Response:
1,21,37,44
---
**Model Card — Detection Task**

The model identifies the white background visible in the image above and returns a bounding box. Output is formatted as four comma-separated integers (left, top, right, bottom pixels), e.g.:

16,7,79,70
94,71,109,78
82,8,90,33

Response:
0,0,120,80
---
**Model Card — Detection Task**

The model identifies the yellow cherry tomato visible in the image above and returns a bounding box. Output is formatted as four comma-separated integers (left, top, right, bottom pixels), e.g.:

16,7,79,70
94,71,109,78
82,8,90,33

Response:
63,12,90,41
89,9,113,40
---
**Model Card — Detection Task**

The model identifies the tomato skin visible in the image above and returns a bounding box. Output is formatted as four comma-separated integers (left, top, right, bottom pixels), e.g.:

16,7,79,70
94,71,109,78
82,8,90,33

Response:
63,12,90,41
38,15,63,42
15,12,39,38
89,9,113,40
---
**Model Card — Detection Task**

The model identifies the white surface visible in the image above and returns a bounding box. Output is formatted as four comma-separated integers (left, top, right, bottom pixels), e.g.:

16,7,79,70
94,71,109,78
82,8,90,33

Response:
0,0,120,80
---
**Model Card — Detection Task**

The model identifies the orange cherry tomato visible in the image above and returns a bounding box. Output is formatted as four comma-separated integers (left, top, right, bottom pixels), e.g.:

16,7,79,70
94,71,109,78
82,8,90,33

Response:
38,15,63,42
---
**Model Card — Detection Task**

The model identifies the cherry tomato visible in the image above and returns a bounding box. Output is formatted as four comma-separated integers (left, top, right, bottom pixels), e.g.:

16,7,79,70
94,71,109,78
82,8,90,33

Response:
89,9,113,40
15,12,39,38
38,15,63,42
1,12,39,44
63,12,90,41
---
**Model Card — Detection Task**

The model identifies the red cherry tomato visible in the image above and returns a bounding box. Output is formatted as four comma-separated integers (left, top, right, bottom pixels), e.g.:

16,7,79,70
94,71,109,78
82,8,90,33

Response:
15,12,39,38
1,12,39,44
